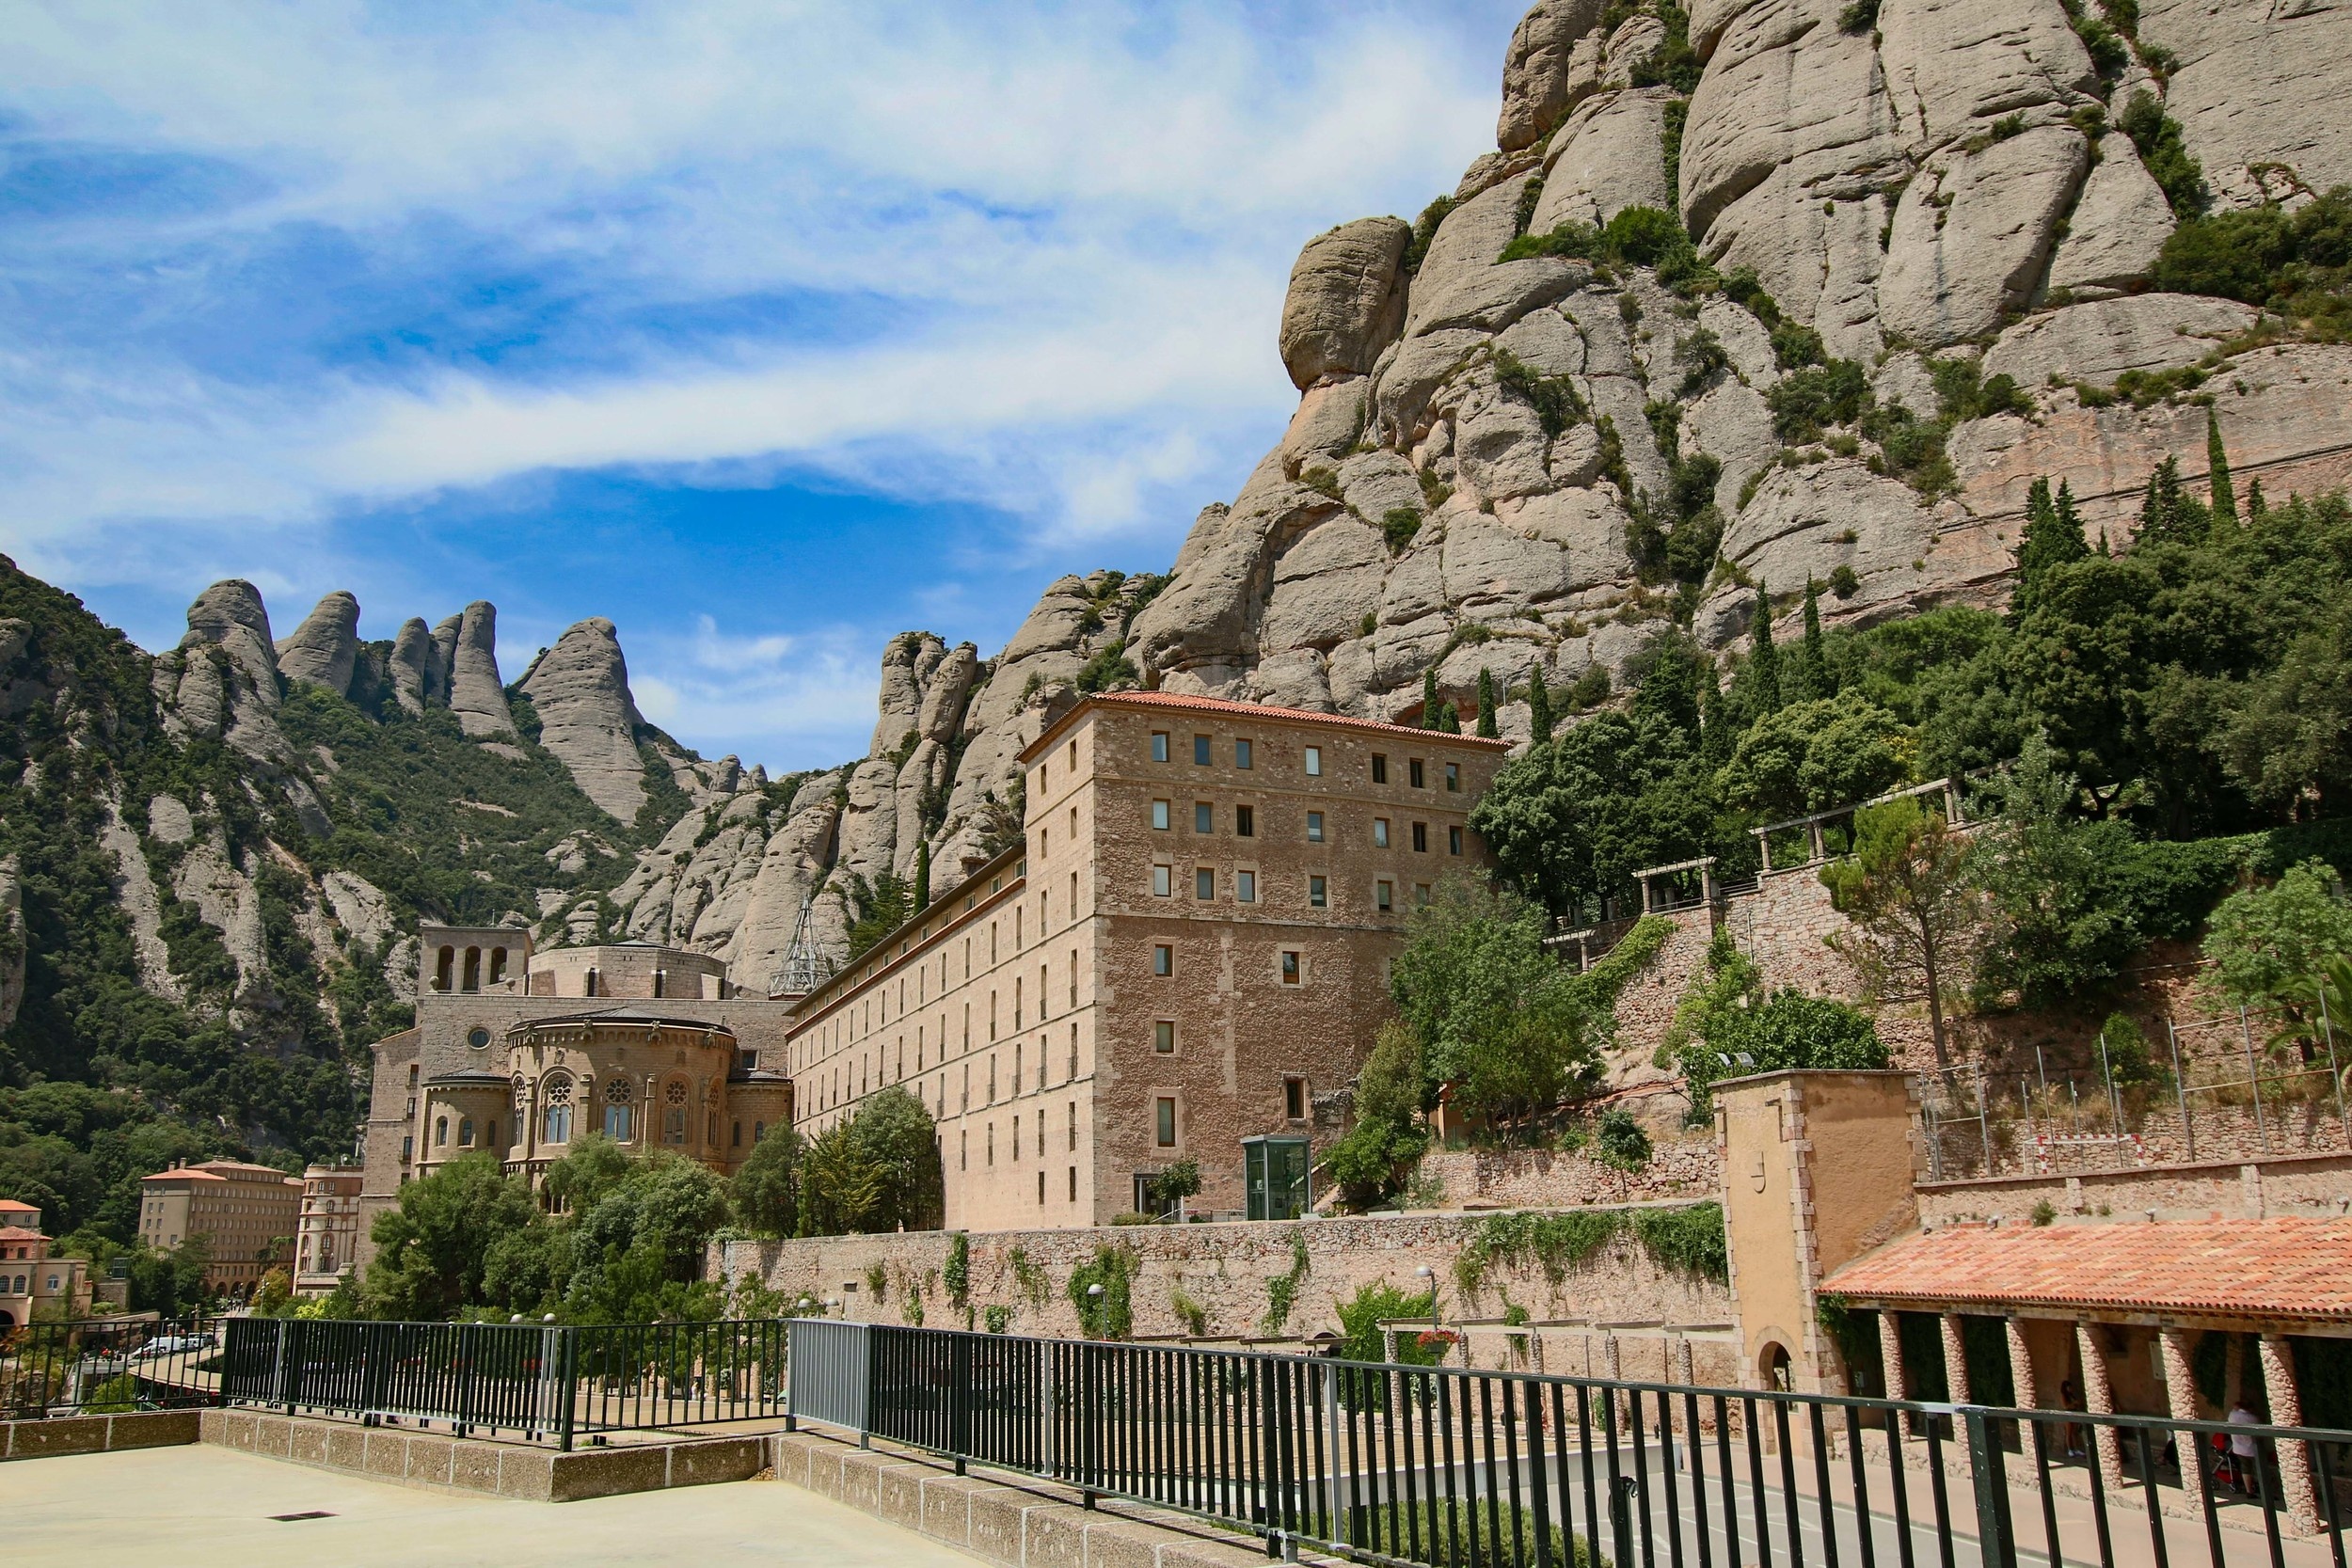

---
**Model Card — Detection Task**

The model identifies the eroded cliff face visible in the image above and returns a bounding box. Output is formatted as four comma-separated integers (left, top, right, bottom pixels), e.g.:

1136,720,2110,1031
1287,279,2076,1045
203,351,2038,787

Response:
625,0,2352,981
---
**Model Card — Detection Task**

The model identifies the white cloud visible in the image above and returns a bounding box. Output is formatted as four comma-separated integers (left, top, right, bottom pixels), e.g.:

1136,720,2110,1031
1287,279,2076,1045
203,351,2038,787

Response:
626,614,882,772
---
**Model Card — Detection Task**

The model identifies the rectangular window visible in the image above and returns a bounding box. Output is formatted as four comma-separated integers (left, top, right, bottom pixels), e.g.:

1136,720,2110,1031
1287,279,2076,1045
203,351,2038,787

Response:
1152,864,1171,897
1284,1077,1308,1120
1194,734,1212,766
1445,762,1461,792
1409,758,1426,789
1152,800,1170,831
1306,811,1325,843
1280,951,1302,986
1371,753,1388,784
1374,818,1391,848
1152,731,1170,763
1450,825,1465,855
1153,944,1172,976
1376,879,1393,911
1194,801,1214,834
1412,822,1428,852
1309,875,1327,908
1416,883,1433,906
1235,738,1253,769
1237,870,1256,904
1234,804,1254,837
1304,745,1322,776
1154,1020,1176,1054
1155,1098,1177,1148
1195,867,1216,900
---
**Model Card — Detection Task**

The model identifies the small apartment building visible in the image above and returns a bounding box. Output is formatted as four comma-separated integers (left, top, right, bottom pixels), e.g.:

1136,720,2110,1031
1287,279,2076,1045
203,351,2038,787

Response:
359,927,800,1271
787,691,1508,1229
294,1164,363,1296
136,1161,303,1295
0,1202,91,1325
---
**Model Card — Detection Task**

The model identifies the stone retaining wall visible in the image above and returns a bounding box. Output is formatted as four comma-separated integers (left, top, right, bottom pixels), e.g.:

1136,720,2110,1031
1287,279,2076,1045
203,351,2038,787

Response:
0,1408,199,1462
197,1407,766,1501
1915,1148,2352,1227
1414,1137,1720,1211
718,1206,1732,1341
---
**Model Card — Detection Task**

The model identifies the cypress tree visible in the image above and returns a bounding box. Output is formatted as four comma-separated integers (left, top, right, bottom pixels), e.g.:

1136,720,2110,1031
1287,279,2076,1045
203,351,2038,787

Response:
1747,580,1782,717
1422,668,1441,729
1475,668,1500,738
1792,578,1830,702
1700,659,1734,766
1527,666,1554,744
2247,477,2267,519
1438,701,1461,734
2014,474,2090,618
2207,407,2236,525
914,841,931,912
2137,454,2208,546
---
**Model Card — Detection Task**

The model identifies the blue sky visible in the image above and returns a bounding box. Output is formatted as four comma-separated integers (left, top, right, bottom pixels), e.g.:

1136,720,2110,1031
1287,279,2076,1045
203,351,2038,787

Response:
1,1,1527,772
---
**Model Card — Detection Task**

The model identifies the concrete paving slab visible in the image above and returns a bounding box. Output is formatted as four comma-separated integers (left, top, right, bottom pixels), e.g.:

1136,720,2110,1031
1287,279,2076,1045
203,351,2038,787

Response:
12,1442,982,1568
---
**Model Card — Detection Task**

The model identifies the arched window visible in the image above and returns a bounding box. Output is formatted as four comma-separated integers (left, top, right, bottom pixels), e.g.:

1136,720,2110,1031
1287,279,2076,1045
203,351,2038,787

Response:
434,947,453,991
604,1078,633,1142
585,965,600,997
732,1119,742,1148
754,1120,765,1143
485,1118,500,1150
542,1077,574,1145
458,1117,474,1147
663,1080,688,1145
434,1116,448,1147
488,949,507,986
462,946,482,992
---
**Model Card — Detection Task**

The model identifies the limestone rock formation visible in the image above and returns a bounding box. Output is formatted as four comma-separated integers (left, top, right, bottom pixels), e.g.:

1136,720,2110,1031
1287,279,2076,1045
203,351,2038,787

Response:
517,618,648,821
388,617,438,714
2139,0,2352,209
275,591,361,695
157,579,288,759
1497,0,1609,152
446,601,516,738
1279,218,1411,390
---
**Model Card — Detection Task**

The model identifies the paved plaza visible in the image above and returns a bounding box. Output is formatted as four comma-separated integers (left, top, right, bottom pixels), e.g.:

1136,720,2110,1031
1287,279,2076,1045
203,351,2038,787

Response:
15,1443,980,1568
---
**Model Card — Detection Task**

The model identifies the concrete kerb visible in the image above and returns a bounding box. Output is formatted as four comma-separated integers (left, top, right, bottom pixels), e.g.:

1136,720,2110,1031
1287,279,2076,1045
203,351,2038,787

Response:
192,1408,767,1502
0,1409,202,1462
766,1428,1297,1568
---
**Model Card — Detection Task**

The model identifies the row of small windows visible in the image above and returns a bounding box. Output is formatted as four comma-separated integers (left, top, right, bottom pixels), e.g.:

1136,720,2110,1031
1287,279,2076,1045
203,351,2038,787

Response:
1153,802,1461,855
1146,733,1459,793
1150,943,1305,985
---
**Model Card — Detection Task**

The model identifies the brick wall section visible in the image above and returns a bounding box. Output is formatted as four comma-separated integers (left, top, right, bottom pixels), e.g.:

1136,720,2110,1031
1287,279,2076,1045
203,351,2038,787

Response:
718,1207,1730,1341
1916,1148,2352,1227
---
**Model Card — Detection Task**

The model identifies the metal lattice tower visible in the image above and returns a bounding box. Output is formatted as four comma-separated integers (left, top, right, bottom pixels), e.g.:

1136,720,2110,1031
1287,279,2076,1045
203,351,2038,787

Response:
773,893,825,997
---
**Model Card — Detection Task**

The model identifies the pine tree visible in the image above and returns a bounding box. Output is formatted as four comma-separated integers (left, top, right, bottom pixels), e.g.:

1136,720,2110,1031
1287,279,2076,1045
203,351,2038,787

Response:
1422,668,1441,730
2013,474,2090,618
1438,701,1461,734
1475,668,1500,738
2207,407,2236,526
1747,581,1782,717
914,841,931,912
1700,659,1733,766
1792,578,1830,702
1527,666,1554,744
2137,454,2209,546
2247,477,2268,519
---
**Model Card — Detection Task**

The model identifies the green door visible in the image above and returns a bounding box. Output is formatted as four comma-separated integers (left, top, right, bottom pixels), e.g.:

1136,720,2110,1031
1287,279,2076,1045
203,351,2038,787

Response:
1242,1135,1311,1221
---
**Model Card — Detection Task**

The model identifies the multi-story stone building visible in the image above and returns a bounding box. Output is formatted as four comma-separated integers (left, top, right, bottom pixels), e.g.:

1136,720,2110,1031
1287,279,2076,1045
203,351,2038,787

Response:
136,1161,304,1295
357,930,797,1270
293,1164,364,1295
787,691,1508,1230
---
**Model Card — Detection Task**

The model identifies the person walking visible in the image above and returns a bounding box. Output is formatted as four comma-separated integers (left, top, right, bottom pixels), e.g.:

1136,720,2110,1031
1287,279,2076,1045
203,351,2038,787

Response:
2227,1399,2263,1496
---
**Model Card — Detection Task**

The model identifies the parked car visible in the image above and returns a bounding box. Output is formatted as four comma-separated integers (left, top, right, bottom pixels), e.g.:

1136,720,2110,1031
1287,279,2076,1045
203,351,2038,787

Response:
131,1332,215,1360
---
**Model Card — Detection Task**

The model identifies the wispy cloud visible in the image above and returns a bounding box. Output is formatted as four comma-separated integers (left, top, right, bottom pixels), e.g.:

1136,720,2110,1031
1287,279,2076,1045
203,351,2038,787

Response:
0,0,1523,764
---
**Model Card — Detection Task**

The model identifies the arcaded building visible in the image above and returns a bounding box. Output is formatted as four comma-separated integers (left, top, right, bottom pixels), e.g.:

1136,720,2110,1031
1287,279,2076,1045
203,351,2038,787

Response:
787,691,1508,1230
355,929,796,1275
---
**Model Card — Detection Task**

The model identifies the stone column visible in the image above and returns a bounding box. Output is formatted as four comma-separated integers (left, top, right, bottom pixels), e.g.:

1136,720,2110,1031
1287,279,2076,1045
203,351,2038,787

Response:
1942,1313,1974,1403
1880,1309,1915,1438
2075,1322,2125,1496
2005,1318,2038,1409
2261,1334,2323,1536
2159,1327,2201,1428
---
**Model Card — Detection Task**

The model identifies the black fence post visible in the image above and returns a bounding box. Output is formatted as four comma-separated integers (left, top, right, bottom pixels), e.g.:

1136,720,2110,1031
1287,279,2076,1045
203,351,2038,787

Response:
949,1332,970,1473
557,1326,578,1453
1963,1406,2018,1568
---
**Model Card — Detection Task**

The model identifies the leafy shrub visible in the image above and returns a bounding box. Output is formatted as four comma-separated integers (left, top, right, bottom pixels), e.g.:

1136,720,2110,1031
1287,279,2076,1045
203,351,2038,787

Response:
1404,195,1455,276
1074,642,1139,693
1767,359,1872,440
1838,0,1879,32
1263,1232,1312,1333
1068,1243,1137,1338
1595,1108,1653,1170
1632,1201,1728,1280
1829,564,1860,598
1492,347,1588,436
2119,91,2207,218
1771,321,1827,371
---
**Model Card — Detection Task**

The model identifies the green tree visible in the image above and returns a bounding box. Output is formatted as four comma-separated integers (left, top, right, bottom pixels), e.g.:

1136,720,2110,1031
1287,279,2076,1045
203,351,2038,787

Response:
2011,478,2089,620
1712,698,1910,820
1327,1021,1429,1206
730,1125,803,1237
1149,1157,1201,1218
799,1086,944,1236
1475,669,1501,738
1790,578,1831,703
1438,701,1462,734
913,841,931,912
1820,800,1987,1071
2217,600,2352,817
1968,736,2153,1008
1390,879,1604,1127
1746,582,1782,717
2207,408,2236,526
1527,666,1554,743
2201,859,2352,1014
364,1152,544,1320
1422,668,1442,730
1667,932,1887,1116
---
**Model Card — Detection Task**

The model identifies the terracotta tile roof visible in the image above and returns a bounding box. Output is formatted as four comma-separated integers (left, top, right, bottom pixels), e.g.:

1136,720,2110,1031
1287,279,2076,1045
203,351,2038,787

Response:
1824,1217,2352,1323
0,1227,46,1242
0,1200,39,1212
1020,689,1513,763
